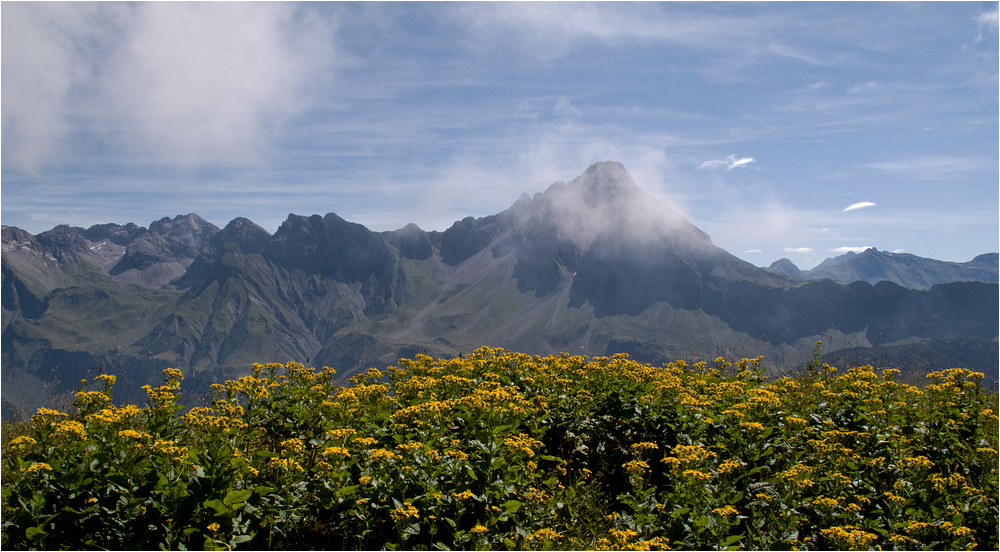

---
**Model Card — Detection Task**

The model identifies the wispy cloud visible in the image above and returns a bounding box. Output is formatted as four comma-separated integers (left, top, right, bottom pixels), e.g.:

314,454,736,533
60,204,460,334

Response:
744,248,763,254
864,156,992,181
974,8,999,42
784,247,814,254
847,81,878,94
843,201,876,212
698,155,757,171
831,246,873,254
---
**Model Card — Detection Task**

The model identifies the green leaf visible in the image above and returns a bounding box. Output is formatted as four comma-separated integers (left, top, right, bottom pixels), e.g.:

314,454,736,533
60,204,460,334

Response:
203,499,228,517
723,533,744,547
26,526,49,541
224,489,252,507
502,499,523,514
336,485,359,498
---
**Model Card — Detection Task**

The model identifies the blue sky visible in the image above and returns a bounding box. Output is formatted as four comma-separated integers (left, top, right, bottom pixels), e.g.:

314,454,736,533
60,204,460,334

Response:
2,2,997,269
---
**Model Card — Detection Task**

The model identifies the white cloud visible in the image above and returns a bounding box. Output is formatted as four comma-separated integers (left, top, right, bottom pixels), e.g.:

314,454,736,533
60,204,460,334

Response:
784,247,814,254
698,155,756,171
1,3,105,174
975,8,999,41
830,246,872,254
744,249,763,254
843,201,876,212
1,3,335,173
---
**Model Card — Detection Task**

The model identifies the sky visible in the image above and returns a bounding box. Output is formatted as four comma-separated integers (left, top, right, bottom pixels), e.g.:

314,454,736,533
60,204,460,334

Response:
2,2,998,270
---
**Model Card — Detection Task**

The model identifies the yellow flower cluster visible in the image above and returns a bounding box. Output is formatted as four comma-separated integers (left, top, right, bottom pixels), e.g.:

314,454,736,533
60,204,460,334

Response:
8,435,37,452
367,448,401,462
525,527,560,543
75,390,111,407
820,525,877,549
268,457,304,472
389,502,419,522
280,438,305,455
503,433,543,457
53,420,88,441
396,441,423,453
117,429,151,440
322,446,350,458
630,441,659,454
813,495,840,510
24,462,53,474
623,459,650,476
682,469,711,482
326,428,356,440
717,459,742,475
712,505,739,517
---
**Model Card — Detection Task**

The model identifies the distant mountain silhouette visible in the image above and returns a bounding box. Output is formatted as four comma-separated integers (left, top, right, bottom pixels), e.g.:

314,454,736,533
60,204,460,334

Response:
766,248,998,290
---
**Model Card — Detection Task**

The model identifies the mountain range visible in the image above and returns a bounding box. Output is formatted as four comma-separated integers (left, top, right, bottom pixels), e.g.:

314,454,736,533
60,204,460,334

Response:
765,249,998,290
3,162,997,418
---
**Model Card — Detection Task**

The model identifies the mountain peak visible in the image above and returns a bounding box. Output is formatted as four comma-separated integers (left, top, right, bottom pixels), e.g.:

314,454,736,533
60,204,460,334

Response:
568,161,640,207
766,258,804,280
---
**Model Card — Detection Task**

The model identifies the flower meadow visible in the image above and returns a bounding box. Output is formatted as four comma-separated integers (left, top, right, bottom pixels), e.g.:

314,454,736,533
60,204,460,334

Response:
2,346,997,550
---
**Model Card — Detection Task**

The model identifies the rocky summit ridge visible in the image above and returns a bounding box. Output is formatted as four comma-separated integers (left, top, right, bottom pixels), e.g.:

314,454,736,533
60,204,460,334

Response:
3,161,998,418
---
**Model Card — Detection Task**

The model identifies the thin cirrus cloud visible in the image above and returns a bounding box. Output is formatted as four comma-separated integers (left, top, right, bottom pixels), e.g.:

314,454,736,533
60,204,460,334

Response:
784,247,814,254
698,155,757,171
864,156,992,181
830,246,873,254
843,201,876,212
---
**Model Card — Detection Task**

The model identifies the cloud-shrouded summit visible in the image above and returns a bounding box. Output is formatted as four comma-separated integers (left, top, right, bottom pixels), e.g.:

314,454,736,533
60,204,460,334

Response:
2,2,997,271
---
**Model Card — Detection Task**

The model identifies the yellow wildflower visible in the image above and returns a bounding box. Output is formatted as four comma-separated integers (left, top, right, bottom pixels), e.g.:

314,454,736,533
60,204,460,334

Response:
368,448,401,462
322,446,350,458
162,368,184,380
682,469,711,482
630,441,659,454
25,462,53,474
623,459,650,476
53,420,88,440
280,438,305,455
9,435,37,451
389,502,419,522
717,459,742,475
712,505,739,517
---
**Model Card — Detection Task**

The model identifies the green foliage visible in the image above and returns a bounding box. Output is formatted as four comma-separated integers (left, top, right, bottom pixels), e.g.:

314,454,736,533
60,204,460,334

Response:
2,348,997,550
